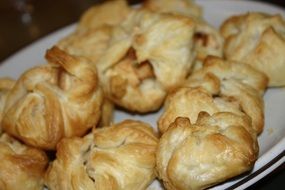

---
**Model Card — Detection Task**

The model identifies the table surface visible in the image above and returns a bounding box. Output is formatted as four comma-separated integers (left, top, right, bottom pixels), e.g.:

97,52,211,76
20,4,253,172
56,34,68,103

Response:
0,0,284,189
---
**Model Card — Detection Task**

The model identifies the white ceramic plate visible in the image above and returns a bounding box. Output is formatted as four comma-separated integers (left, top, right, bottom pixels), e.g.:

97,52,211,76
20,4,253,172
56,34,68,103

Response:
1,0,284,189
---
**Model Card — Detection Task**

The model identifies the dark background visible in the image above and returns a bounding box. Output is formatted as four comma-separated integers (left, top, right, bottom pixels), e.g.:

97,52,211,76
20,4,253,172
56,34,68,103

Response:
0,0,284,189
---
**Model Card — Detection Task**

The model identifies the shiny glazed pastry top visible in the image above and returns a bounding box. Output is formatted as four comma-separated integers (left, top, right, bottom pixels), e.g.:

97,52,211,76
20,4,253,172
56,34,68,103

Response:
45,120,158,190
1,47,103,150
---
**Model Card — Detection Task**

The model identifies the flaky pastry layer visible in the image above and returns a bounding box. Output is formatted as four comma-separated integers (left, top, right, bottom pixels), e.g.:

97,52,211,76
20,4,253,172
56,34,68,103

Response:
221,12,285,86
45,120,158,190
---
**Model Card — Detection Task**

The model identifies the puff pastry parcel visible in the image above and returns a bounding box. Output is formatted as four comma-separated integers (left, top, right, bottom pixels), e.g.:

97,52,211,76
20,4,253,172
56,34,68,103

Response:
157,56,267,189
0,133,48,190
1,47,103,150
45,120,158,190
221,12,285,86
96,9,196,112
157,113,258,190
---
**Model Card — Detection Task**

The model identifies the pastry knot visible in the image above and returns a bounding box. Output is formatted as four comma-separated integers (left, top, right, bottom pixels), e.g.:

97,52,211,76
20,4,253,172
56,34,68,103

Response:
2,47,103,150
45,120,158,190
157,112,258,190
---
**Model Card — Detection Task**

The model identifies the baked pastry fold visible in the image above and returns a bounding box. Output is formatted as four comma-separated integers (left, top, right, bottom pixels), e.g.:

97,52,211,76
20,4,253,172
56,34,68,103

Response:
143,0,202,19
1,47,103,150
58,25,113,65
186,56,268,95
221,12,285,86
95,9,196,112
143,0,224,71
77,0,131,32
158,87,243,134
0,133,48,190
157,112,258,190
45,120,158,190
187,57,267,134
192,21,224,71
159,57,268,134
0,78,15,134
58,8,196,113
97,96,114,128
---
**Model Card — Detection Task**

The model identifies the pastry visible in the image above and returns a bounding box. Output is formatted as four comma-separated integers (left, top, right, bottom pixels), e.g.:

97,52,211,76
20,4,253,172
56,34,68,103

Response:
143,0,202,19
221,12,285,86
192,21,224,71
1,47,103,150
98,97,114,127
59,4,198,113
96,9,196,112
159,57,268,134
158,87,243,134
0,78,15,134
45,120,158,190
187,56,267,134
0,133,48,190
58,9,196,112
156,112,258,190
58,25,113,65
186,56,268,95
77,0,131,32
143,0,224,71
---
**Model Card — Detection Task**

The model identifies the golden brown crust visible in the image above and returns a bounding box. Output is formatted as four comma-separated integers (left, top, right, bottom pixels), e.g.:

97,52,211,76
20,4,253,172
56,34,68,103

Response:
1,47,103,150
143,0,223,71
59,6,198,113
160,57,267,134
221,12,285,86
192,21,224,71
45,120,158,190
0,133,48,190
0,78,15,134
58,25,113,65
77,0,131,31
143,0,202,19
101,46,167,112
156,56,266,189
156,112,258,190
98,97,114,127
220,79,265,135
158,87,243,134
187,56,268,94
